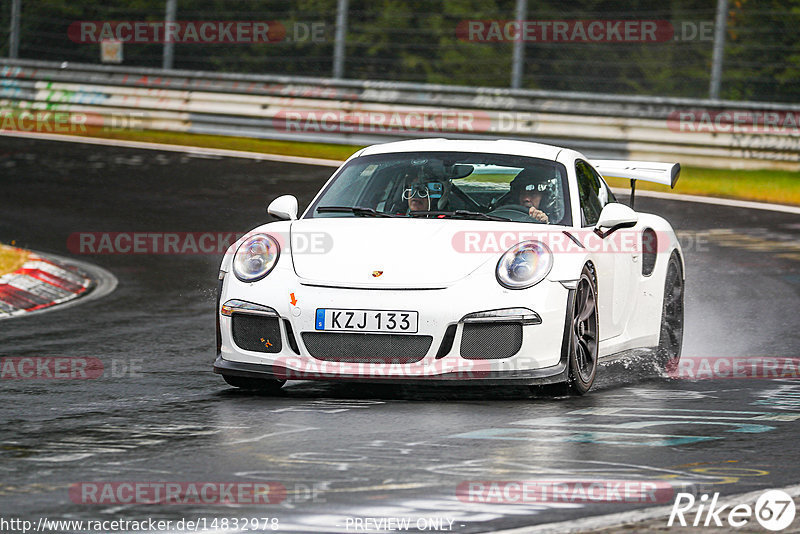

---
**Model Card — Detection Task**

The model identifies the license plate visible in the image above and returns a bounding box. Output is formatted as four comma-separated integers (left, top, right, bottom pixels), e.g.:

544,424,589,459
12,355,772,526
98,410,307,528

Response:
315,309,418,333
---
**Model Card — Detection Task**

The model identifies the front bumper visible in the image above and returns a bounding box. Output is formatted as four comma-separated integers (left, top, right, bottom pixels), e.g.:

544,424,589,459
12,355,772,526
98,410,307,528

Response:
215,265,572,385
213,353,568,386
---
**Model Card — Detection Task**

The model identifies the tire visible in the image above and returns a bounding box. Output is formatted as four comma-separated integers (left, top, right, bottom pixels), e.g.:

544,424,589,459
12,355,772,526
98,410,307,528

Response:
657,253,684,371
222,374,285,393
533,264,599,397
566,264,599,395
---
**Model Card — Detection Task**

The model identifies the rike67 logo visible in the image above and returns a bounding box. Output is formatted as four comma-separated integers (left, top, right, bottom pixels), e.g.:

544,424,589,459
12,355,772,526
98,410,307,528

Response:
669,490,796,531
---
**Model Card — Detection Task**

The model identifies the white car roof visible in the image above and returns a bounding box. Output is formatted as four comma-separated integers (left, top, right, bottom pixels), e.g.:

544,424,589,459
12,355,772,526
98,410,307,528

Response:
358,138,564,161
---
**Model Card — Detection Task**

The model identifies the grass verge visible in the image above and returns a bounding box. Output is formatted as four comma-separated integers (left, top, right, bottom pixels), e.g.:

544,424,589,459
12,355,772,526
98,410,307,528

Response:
82,129,364,161
22,129,800,206
604,167,800,206
0,243,28,276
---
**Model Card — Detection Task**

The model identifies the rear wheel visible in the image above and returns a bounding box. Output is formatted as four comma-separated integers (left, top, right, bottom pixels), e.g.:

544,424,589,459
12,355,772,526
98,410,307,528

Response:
222,374,285,393
657,253,684,370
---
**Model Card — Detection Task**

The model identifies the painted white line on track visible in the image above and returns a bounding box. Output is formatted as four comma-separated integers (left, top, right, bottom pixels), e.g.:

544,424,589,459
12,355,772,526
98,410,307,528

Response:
491,482,800,534
3,131,799,215
0,131,344,168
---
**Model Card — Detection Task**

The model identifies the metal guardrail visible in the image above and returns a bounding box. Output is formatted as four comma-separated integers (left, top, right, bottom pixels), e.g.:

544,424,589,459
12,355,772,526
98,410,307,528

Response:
1,59,798,170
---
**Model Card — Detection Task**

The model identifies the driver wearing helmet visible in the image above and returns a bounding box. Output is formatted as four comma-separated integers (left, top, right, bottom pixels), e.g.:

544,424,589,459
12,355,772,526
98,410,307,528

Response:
509,167,551,223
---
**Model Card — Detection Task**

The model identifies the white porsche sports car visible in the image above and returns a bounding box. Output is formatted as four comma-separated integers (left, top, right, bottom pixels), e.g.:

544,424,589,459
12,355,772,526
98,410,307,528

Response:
214,139,684,395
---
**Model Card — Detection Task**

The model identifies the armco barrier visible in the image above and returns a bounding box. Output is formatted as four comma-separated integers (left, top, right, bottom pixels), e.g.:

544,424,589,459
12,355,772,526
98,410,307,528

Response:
1,59,799,170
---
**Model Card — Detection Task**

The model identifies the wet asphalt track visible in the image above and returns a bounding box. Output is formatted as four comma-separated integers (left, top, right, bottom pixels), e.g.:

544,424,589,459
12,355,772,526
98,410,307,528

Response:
0,136,799,533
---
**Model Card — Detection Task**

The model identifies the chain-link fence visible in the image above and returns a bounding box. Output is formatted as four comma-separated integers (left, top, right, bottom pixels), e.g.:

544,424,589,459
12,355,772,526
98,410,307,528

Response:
2,0,799,103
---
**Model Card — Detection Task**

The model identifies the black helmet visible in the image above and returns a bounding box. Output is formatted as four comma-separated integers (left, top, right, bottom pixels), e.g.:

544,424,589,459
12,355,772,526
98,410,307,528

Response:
508,166,564,221
510,166,553,202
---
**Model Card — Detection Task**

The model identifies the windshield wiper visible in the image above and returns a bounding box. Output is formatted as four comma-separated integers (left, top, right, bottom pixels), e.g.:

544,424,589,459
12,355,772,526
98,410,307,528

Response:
452,210,513,221
316,206,402,218
408,210,512,222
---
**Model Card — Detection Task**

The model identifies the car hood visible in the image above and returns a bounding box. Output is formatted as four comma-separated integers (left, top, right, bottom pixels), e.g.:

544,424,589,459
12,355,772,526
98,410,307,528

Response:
290,218,501,289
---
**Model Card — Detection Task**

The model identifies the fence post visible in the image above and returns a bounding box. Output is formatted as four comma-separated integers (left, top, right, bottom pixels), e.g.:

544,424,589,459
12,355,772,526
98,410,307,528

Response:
709,0,728,99
333,0,349,79
511,0,527,89
163,0,177,70
9,0,21,58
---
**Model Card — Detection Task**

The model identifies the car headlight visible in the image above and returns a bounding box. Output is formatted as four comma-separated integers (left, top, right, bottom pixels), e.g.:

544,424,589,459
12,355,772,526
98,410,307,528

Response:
233,234,280,282
496,241,553,289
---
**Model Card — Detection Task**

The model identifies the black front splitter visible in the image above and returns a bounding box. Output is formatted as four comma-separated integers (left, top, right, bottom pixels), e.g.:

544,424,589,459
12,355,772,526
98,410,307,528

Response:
213,354,568,386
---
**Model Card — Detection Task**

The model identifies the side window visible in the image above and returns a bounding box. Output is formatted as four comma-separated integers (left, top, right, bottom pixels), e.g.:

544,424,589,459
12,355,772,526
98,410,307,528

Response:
575,160,603,226
588,164,617,206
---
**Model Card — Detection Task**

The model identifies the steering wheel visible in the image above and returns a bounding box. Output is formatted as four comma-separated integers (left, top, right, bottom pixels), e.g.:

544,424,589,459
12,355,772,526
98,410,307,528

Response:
488,204,539,223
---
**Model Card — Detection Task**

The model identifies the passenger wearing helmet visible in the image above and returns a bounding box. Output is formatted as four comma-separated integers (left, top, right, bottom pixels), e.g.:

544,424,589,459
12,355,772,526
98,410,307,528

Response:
509,167,552,223
404,182,447,212
401,170,447,213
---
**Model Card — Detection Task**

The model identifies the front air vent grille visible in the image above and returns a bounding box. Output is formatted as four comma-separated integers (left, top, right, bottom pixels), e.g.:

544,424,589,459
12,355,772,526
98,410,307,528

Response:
231,314,282,353
460,322,522,360
301,332,432,363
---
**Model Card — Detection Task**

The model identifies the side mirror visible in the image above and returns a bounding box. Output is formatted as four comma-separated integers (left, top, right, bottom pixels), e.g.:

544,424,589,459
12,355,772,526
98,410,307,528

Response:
267,195,298,221
594,203,638,236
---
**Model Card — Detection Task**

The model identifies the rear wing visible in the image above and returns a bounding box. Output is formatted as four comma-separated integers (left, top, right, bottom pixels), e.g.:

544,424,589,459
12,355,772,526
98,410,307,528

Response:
589,160,681,189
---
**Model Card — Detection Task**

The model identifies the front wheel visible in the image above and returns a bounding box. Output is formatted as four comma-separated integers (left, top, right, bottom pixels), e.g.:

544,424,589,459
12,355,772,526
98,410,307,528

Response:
657,253,684,370
532,264,599,397
566,265,599,394
222,374,285,393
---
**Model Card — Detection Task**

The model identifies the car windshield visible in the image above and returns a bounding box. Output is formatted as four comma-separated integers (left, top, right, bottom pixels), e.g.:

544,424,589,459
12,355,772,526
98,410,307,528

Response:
306,151,572,225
